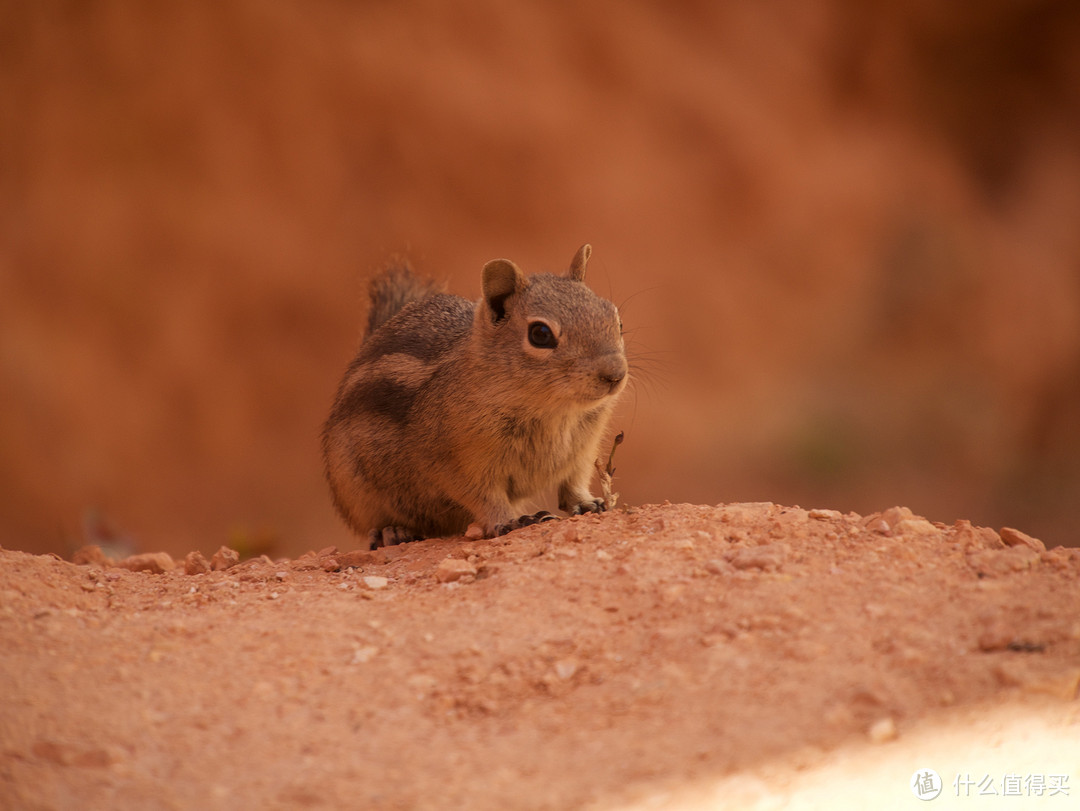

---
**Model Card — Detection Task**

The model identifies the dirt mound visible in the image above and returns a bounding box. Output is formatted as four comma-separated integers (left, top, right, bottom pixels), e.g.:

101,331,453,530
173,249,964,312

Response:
3,502,1078,809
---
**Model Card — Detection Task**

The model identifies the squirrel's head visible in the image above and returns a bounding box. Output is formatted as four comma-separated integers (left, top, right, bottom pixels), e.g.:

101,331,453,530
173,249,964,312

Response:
476,244,628,408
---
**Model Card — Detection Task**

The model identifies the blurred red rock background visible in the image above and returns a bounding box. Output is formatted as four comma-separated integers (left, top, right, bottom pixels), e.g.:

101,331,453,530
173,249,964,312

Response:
2,1,1079,558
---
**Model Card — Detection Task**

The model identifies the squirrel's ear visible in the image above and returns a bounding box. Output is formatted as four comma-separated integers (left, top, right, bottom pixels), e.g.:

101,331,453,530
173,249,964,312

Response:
482,258,526,322
567,243,591,281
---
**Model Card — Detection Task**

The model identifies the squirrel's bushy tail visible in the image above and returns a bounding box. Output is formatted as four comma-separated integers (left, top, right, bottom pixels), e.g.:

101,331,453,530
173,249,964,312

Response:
365,261,446,338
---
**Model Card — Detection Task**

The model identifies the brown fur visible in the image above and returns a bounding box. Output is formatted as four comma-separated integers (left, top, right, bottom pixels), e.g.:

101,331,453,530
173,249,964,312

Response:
321,244,627,544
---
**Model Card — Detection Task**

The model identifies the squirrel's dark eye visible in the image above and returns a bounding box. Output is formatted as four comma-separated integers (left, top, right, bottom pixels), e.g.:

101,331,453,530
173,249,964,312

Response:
527,321,557,349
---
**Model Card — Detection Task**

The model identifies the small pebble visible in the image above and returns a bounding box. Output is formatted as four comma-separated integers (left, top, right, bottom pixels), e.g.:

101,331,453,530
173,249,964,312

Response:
881,506,914,527
350,646,378,664
72,545,111,567
868,717,898,743
211,546,240,571
999,527,1046,553
116,552,175,575
337,549,376,569
726,544,786,572
361,576,389,590
892,518,939,537
554,659,579,680
464,524,485,541
435,558,477,583
561,526,582,543
705,559,733,575
184,551,211,576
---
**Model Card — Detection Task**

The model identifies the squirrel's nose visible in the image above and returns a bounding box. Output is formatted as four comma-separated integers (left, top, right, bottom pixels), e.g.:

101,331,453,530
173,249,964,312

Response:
597,356,628,390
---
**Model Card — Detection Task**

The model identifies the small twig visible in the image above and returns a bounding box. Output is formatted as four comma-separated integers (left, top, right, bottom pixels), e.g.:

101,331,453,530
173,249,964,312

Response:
595,431,625,510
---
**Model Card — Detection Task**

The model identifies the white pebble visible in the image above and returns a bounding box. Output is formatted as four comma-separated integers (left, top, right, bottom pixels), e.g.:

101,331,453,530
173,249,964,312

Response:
868,717,898,743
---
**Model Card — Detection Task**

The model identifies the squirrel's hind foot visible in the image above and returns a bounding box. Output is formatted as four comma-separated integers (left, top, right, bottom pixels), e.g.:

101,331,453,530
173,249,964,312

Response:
495,510,559,536
368,526,424,549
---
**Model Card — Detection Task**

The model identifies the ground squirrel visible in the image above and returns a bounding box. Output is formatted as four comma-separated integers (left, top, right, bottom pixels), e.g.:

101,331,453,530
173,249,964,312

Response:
322,244,628,547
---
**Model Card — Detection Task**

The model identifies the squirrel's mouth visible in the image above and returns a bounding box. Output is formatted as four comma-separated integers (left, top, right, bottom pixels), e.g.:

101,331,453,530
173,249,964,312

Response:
587,377,627,401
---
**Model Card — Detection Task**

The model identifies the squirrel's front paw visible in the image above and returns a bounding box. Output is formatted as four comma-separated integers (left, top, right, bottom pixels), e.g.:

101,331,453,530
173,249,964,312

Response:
367,526,424,549
567,498,607,516
495,510,559,536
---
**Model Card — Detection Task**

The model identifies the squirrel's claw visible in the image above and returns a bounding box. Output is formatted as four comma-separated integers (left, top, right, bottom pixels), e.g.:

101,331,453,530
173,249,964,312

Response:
567,498,607,516
368,526,424,549
495,510,559,536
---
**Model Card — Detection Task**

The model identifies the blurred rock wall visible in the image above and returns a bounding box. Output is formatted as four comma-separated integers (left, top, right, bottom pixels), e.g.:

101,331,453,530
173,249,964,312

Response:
2,0,1078,555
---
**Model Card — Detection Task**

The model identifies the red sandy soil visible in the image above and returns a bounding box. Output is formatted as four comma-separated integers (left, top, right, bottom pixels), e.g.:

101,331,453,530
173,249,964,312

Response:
2,502,1079,810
